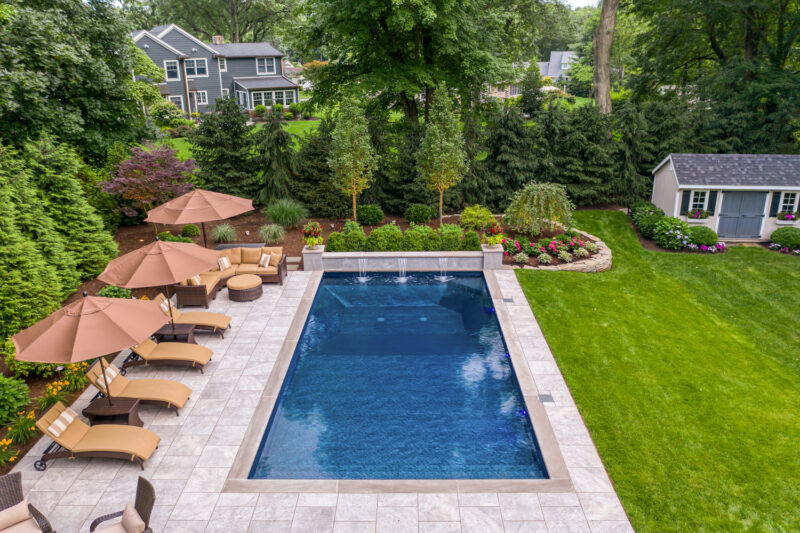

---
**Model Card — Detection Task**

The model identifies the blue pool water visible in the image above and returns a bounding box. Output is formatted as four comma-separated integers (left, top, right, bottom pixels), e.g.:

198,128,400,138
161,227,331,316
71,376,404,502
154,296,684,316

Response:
249,272,547,479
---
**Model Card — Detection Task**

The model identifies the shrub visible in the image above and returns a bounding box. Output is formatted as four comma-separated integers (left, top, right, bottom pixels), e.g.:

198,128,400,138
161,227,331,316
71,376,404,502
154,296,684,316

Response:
537,252,552,264
97,285,132,299
342,220,367,251
557,250,573,262
212,223,237,243
505,182,574,235
273,103,284,113
771,227,800,249
462,230,481,251
502,238,522,256
459,204,495,231
7,410,36,445
258,224,286,245
37,380,67,411
584,241,599,253
689,226,718,246
157,231,192,243
326,232,345,251
3,339,57,379
181,224,201,237
357,204,384,226
254,104,268,117
653,217,690,250
520,242,537,256
266,198,308,228
0,376,29,426
366,223,404,251
289,102,302,117
439,224,464,251
631,202,665,239
62,362,89,392
405,204,436,224
150,99,184,127
302,110,311,119
284,112,295,121
403,224,441,251
513,252,528,264
574,247,589,258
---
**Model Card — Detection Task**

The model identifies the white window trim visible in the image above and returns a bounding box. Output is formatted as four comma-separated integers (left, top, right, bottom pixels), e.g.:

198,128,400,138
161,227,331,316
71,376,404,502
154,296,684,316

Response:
218,57,227,72
235,90,249,108
256,57,276,76
781,191,799,212
167,95,185,112
185,58,209,78
163,60,180,81
196,90,208,105
222,88,230,97
690,190,708,211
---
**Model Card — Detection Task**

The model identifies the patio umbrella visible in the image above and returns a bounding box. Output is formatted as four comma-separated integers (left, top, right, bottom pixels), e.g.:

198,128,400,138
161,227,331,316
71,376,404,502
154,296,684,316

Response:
144,189,254,247
97,239,220,327
12,293,167,405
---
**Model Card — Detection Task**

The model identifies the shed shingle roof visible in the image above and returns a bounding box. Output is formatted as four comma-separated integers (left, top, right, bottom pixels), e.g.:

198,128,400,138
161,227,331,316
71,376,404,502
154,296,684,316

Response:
210,42,283,58
233,76,297,90
664,153,800,188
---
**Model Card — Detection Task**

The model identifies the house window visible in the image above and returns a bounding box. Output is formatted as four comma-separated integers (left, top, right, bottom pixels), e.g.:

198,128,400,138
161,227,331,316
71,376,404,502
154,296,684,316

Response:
251,91,274,107
256,57,275,75
167,95,184,112
781,192,798,212
164,60,180,81
222,88,230,97
508,84,520,96
218,57,226,71
691,191,707,211
236,90,248,108
196,91,208,105
185,58,208,77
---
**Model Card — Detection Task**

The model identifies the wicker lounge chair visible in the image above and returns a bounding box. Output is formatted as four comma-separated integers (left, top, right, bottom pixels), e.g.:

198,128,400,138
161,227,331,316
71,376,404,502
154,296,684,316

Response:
154,293,232,337
86,361,191,413
0,473,52,533
90,476,155,533
123,339,212,372
34,402,160,471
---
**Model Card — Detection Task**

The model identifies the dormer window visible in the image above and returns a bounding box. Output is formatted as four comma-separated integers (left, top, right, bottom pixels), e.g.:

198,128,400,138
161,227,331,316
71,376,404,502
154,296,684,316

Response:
256,57,275,75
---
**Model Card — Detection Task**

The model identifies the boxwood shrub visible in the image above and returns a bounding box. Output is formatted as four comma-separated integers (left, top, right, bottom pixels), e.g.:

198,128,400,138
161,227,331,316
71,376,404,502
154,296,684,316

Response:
366,223,403,251
461,230,481,251
356,204,384,226
771,227,800,249
342,220,367,251
459,204,494,231
326,232,345,251
689,226,718,246
404,204,436,224
631,202,666,239
403,224,441,251
181,224,201,237
439,224,464,251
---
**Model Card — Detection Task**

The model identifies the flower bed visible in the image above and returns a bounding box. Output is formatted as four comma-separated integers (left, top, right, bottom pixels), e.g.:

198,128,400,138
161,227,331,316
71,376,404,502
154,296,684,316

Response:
768,227,800,255
500,230,601,267
630,202,727,254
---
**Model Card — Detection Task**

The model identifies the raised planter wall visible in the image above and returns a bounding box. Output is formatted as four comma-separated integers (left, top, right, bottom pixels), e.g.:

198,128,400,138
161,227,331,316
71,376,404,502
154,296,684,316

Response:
303,245,503,272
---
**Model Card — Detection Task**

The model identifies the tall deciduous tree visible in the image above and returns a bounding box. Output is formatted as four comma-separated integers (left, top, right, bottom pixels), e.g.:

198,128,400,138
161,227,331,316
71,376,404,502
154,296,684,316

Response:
416,87,467,224
254,113,298,204
328,99,378,220
190,97,258,198
593,0,620,114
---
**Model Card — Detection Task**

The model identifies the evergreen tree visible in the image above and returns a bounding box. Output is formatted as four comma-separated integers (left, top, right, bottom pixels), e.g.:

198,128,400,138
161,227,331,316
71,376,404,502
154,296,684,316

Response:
612,101,654,206
190,97,257,198
253,113,298,205
23,136,118,279
483,106,536,210
417,87,468,224
290,118,351,219
449,109,489,210
374,122,435,214
518,65,545,116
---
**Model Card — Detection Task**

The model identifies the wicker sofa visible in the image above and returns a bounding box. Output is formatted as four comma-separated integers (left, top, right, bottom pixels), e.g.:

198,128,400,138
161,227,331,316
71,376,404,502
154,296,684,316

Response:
173,246,287,308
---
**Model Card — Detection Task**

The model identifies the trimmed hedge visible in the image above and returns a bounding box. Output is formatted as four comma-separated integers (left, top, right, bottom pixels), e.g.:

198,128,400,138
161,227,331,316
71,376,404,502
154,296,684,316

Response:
771,227,800,249
356,204,384,226
366,223,403,251
404,204,436,224
689,226,718,246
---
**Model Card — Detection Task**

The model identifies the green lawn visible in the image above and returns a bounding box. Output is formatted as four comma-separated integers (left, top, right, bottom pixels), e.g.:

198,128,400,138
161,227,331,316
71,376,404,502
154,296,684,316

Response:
158,119,320,160
517,211,799,532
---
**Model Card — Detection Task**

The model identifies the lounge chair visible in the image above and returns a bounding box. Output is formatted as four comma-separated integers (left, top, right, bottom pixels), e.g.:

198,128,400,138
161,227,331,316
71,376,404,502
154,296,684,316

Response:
0,472,52,533
90,476,155,533
86,361,191,414
154,293,232,337
34,402,160,471
123,339,212,373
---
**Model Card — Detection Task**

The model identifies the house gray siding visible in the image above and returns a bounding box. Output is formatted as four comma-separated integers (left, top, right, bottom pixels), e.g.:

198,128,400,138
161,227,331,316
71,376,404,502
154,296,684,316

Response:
158,29,223,112
223,58,297,108
134,35,185,104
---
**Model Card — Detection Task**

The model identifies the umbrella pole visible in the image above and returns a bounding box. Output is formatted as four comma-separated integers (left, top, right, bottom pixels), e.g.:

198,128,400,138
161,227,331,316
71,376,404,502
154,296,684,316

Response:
165,285,175,330
202,222,207,248
98,357,113,407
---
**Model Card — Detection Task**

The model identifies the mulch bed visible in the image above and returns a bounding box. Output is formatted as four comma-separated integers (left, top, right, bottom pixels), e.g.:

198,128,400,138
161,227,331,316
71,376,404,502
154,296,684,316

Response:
499,226,600,267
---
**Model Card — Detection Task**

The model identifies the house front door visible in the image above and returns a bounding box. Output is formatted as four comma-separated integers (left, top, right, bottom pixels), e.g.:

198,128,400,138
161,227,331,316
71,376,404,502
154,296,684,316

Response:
717,191,767,238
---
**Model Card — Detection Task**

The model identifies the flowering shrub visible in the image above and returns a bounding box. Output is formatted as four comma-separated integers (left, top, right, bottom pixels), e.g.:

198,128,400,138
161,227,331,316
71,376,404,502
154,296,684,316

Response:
483,219,502,238
37,380,68,411
557,250,573,262
631,201,666,239
584,241,599,253
7,410,37,445
777,211,799,221
770,227,800,250
0,438,19,466
537,253,552,264
520,242,538,256
513,252,529,264
62,362,90,392
684,209,710,219
653,217,690,250
574,247,589,258
501,238,521,256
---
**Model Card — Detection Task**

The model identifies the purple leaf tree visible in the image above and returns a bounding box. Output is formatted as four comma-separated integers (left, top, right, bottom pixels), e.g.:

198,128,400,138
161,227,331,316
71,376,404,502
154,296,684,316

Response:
102,143,197,216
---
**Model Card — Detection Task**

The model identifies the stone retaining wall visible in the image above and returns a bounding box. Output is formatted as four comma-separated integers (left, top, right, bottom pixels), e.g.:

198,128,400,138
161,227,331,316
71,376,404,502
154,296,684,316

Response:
519,230,612,273
302,245,503,271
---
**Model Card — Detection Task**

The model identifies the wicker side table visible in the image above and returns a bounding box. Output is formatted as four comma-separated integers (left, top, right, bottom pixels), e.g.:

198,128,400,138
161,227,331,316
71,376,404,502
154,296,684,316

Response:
227,274,263,302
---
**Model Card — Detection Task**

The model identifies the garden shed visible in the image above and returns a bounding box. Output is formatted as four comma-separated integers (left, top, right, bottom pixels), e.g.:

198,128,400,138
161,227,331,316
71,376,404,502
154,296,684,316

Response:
651,153,800,240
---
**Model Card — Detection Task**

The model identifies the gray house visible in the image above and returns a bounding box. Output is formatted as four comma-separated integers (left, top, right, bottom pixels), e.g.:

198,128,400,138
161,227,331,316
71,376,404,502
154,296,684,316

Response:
132,24,298,115
651,154,800,240
537,51,577,82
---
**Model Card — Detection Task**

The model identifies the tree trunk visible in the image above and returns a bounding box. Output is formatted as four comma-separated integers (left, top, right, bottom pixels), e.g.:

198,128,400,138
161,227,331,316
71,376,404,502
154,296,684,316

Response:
400,92,419,123
352,188,357,221
592,0,620,115
438,188,444,225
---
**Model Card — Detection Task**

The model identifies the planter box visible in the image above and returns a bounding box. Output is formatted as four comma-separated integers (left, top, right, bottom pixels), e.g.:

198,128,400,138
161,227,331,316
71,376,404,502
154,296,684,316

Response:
686,218,709,225
776,219,798,225
302,244,504,272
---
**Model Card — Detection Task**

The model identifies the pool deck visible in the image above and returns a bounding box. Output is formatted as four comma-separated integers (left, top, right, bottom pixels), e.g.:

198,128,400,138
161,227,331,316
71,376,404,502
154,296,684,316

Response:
13,270,633,532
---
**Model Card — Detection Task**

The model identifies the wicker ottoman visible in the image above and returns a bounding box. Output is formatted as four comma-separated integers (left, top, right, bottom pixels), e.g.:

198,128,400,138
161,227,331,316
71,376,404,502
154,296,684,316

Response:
227,274,263,302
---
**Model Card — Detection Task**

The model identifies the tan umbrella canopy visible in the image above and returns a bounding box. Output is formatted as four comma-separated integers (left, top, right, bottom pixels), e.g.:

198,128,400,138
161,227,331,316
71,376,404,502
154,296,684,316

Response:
12,294,167,405
97,240,220,325
145,189,253,246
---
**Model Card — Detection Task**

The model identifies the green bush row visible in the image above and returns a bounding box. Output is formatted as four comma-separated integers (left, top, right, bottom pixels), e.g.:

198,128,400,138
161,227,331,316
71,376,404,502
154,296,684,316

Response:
326,221,481,252
630,201,723,249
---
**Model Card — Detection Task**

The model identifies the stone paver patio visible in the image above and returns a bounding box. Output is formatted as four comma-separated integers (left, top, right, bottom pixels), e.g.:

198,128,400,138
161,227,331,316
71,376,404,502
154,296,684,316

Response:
13,270,632,532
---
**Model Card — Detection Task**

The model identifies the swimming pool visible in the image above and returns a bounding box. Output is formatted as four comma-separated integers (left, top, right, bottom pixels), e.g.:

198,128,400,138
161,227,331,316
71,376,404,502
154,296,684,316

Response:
249,272,547,479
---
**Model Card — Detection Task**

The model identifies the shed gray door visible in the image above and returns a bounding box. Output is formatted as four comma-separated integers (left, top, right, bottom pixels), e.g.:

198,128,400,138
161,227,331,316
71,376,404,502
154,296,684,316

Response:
717,192,767,238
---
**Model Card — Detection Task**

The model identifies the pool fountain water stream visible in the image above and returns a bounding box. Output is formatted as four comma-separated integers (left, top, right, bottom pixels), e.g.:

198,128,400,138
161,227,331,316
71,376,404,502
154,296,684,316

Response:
434,257,453,282
356,258,371,283
396,258,409,283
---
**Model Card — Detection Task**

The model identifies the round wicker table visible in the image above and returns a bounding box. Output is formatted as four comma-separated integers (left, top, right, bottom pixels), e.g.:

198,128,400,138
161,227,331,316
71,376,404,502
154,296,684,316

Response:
227,274,263,302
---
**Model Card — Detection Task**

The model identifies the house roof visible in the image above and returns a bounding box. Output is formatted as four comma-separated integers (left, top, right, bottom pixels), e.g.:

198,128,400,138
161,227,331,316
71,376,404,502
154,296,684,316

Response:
210,42,283,58
153,24,220,55
233,76,298,90
131,29,188,58
538,51,576,79
655,153,800,188
150,25,172,35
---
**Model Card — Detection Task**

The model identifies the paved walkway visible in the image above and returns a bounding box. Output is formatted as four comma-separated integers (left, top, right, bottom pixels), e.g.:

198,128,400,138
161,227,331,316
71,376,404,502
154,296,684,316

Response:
14,270,632,532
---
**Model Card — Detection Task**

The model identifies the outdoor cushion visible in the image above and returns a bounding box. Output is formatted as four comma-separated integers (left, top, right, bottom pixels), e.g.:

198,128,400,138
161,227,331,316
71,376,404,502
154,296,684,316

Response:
0,499,30,531
2,518,42,533
224,247,242,265
121,503,146,533
186,275,202,286
241,247,261,264
47,407,77,438
227,274,261,290
235,264,259,275
35,403,88,450
258,253,270,267
131,340,213,367
94,524,126,533
159,299,170,313
256,266,278,275
111,379,191,410
218,266,237,279
218,256,231,270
